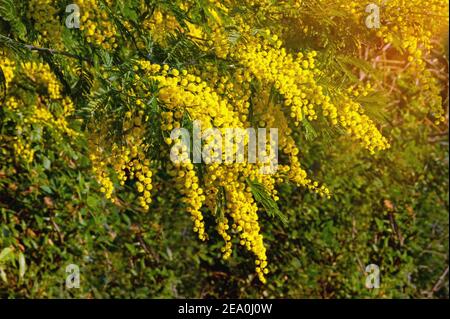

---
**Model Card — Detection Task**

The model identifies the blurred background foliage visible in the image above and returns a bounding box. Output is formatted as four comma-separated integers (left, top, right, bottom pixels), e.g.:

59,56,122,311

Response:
0,0,448,298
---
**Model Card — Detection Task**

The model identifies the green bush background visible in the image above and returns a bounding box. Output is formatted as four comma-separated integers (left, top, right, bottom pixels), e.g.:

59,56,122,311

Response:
1,107,447,298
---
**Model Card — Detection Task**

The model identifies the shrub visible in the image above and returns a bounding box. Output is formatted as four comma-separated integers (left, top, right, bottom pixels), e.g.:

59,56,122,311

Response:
0,0,448,298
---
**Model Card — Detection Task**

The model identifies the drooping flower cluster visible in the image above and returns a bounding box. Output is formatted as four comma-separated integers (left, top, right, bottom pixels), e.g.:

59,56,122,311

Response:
235,35,390,153
0,55,15,89
1,55,77,164
79,0,118,49
27,0,63,49
253,0,449,123
88,118,155,211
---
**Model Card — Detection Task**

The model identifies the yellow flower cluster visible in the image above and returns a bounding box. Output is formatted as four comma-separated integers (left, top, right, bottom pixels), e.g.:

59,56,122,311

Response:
164,142,205,238
137,62,273,276
26,0,63,49
371,0,447,52
126,24,394,281
218,0,447,124
0,55,15,89
370,0,448,123
89,147,115,201
4,96,20,110
1,57,77,164
131,21,391,277
21,62,62,100
12,138,35,164
125,144,154,211
89,123,154,211
252,93,329,196
266,0,448,123
28,97,77,139
236,35,390,153
187,4,242,59
81,11,398,281
225,181,268,283
6,94,35,164
136,60,338,281
141,8,180,45
216,214,232,259
79,0,118,50
18,61,77,135
169,160,207,241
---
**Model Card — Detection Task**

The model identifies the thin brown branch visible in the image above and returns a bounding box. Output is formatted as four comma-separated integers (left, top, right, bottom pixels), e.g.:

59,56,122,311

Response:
0,34,92,63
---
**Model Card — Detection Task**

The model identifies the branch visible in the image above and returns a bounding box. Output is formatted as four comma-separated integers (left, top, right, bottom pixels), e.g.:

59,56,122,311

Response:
431,266,449,294
0,34,92,63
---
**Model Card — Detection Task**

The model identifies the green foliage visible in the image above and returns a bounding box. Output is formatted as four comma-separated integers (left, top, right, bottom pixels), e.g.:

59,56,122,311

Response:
0,0,27,39
247,179,287,225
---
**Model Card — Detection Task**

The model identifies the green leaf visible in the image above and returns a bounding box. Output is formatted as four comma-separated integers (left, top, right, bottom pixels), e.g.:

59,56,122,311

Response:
87,196,98,209
43,157,51,170
0,247,14,263
0,0,27,39
0,267,7,283
125,243,136,254
40,185,53,194
302,119,318,141
247,179,288,225
18,252,26,279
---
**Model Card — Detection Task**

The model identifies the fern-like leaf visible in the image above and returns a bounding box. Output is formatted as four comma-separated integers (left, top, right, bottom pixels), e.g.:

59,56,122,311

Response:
0,0,27,39
247,179,288,225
